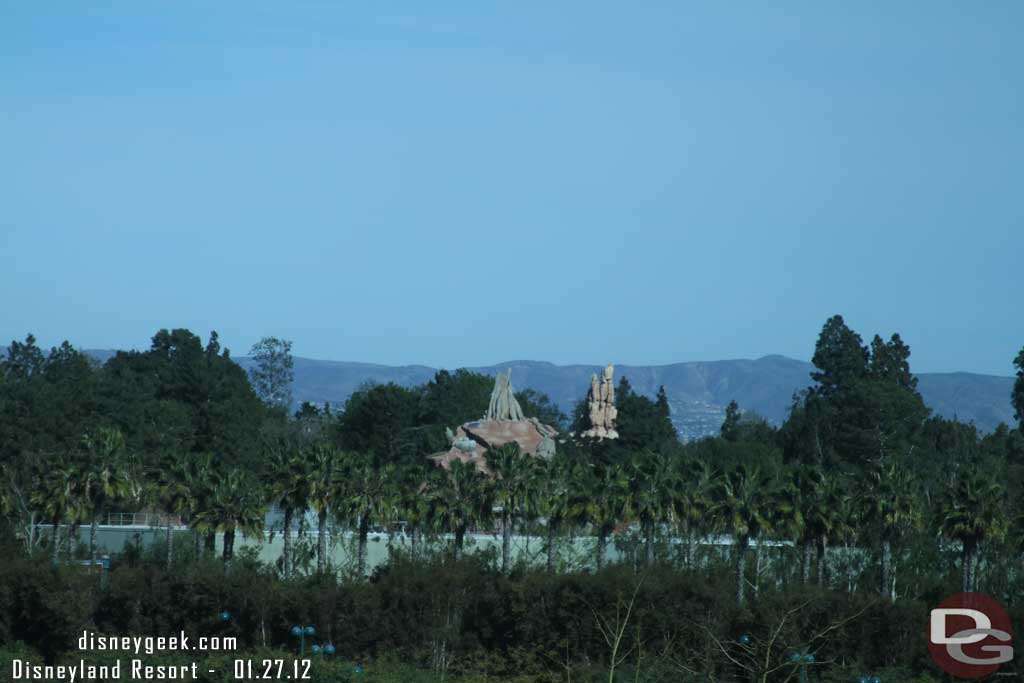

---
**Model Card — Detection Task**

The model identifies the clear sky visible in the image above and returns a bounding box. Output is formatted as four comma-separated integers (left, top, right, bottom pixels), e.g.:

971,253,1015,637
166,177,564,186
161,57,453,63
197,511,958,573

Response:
2,2,1021,375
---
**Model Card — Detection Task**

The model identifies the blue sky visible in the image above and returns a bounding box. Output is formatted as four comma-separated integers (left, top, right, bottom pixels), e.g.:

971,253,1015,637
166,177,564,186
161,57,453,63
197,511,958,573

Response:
2,2,1021,375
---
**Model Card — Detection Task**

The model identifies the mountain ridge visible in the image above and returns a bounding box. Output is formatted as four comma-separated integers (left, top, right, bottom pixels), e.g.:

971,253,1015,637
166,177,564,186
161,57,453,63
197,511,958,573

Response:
84,350,1017,441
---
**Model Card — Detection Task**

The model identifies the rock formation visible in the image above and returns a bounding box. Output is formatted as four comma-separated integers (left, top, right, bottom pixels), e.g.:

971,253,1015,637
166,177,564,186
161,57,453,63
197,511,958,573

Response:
486,369,525,421
582,363,619,439
430,369,557,473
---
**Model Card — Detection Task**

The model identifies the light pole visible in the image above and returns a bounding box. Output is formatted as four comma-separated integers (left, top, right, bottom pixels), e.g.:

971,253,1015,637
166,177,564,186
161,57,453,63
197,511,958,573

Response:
309,643,336,659
789,649,814,683
290,625,315,655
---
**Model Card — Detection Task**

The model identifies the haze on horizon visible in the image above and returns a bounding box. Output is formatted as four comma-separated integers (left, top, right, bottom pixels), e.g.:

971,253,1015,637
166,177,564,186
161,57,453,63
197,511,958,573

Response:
2,3,1021,376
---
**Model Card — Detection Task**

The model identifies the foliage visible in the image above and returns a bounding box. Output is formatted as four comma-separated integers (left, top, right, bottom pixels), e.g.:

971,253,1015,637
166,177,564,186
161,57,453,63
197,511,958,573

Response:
97,329,268,469
3,322,1024,682
248,336,295,412
614,378,678,452
335,382,423,465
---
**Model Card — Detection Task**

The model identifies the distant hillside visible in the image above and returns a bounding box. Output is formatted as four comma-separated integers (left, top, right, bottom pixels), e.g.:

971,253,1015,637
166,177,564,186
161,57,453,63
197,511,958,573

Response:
84,351,1016,441
237,355,1015,441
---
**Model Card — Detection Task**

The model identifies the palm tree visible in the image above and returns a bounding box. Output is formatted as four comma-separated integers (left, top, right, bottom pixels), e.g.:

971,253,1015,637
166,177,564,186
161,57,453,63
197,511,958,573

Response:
629,450,678,566
193,467,266,563
153,457,193,569
674,458,716,568
308,442,344,573
489,443,536,574
80,428,141,565
940,466,1007,592
185,453,217,559
426,459,493,560
32,453,84,565
342,454,398,577
711,463,774,607
570,462,631,571
859,459,921,601
264,442,310,578
396,464,431,558
80,427,142,565
782,465,846,585
814,473,851,586
533,454,574,573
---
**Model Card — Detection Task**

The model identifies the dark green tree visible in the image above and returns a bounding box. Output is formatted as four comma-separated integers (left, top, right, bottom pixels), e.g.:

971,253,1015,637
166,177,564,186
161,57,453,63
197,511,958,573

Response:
1,337,100,463
869,333,917,390
614,378,678,452
337,382,421,465
417,369,492,428
721,400,741,441
99,329,267,469
515,388,568,430
805,317,928,470
810,315,869,397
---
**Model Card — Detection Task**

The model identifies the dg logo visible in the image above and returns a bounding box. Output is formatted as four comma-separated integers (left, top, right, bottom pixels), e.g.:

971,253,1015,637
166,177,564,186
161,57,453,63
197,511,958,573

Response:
928,592,1013,679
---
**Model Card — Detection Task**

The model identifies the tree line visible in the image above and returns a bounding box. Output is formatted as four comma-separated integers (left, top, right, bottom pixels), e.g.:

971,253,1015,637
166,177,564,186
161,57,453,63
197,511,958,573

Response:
2,319,1024,681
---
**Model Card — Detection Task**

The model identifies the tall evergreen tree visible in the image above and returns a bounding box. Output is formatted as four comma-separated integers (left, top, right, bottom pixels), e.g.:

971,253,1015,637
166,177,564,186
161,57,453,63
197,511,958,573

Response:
615,377,678,451
806,317,928,470
869,333,917,390
721,400,741,442
810,315,869,397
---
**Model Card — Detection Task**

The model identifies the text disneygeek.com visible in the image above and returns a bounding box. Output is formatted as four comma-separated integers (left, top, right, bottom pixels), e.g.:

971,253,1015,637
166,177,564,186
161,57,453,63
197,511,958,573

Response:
5,630,323,682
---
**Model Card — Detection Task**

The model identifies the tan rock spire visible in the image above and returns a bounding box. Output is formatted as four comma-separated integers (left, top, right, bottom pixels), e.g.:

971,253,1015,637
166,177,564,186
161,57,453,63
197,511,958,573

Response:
485,368,525,422
582,363,618,439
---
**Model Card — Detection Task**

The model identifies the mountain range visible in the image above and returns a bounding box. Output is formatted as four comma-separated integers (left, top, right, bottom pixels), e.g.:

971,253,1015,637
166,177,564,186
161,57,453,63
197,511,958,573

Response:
83,350,1016,441
240,354,1016,441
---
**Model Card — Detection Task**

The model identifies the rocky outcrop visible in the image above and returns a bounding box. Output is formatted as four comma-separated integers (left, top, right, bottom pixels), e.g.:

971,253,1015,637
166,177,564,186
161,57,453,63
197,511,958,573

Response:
430,369,558,472
582,364,618,439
